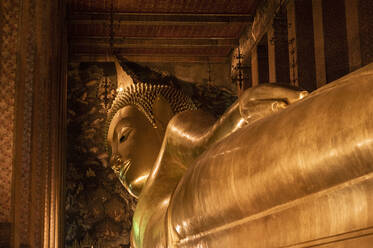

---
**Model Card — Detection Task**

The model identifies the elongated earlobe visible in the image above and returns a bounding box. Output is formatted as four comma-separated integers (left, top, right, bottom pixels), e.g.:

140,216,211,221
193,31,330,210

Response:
152,95,173,134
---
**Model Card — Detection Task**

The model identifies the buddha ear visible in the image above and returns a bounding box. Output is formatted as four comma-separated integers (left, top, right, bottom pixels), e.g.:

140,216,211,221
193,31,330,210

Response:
152,95,174,132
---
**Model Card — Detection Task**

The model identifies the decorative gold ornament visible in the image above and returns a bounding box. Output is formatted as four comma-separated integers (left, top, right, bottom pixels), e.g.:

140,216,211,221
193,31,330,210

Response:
106,83,196,136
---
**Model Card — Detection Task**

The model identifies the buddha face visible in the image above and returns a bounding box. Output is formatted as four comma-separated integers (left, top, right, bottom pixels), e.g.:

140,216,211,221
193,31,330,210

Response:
108,105,163,198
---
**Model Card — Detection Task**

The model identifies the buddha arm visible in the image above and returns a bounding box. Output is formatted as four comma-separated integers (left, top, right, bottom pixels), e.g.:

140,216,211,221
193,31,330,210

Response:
204,83,308,148
167,64,373,247
164,83,308,167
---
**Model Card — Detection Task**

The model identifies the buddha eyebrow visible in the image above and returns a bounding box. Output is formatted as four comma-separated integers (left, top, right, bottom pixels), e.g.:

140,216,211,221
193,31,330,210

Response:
118,117,135,126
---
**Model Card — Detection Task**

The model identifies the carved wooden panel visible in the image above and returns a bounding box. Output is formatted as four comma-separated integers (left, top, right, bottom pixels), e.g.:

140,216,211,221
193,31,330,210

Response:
0,0,19,223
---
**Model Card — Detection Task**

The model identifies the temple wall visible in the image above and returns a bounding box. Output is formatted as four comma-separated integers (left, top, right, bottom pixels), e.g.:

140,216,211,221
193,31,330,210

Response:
0,0,67,247
231,0,373,95
65,62,136,248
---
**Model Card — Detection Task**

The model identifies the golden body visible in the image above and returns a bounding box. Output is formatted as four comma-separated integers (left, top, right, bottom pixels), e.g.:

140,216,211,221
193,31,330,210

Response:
108,64,373,247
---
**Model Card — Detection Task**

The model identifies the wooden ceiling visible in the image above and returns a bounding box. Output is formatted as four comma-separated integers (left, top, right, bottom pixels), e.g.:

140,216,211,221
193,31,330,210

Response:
67,0,258,63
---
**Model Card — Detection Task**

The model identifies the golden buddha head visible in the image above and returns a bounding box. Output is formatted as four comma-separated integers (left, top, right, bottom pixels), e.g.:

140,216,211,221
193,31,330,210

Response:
106,83,196,198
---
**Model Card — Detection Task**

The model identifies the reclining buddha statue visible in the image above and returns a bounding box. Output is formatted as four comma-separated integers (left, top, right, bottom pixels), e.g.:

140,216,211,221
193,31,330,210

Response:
106,63,373,248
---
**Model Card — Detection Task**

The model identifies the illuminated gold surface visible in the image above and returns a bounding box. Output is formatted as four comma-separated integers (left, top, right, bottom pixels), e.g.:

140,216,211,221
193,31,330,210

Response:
107,83,196,198
108,64,373,247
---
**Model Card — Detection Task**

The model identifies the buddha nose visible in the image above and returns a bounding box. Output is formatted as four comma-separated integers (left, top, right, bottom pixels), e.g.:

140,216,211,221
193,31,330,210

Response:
110,142,118,154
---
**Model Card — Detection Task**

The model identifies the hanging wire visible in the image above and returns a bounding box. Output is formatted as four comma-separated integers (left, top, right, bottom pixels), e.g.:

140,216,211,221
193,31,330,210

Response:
95,0,116,111
207,58,212,88
270,0,288,45
109,0,115,55
231,41,250,91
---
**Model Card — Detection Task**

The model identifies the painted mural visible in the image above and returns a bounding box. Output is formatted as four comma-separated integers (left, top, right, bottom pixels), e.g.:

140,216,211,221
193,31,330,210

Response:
65,62,136,248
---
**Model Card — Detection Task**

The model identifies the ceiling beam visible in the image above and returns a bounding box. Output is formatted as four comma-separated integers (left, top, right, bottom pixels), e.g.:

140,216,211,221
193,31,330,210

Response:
69,54,229,64
69,48,230,57
69,37,238,48
68,12,254,25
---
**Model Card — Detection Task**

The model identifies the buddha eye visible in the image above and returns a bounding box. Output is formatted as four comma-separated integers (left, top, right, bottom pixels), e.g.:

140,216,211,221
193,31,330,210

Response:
119,135,127,143
119,129,131,143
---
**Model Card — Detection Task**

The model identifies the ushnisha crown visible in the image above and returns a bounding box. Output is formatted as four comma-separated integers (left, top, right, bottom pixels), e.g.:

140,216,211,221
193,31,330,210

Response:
105,83,196,145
